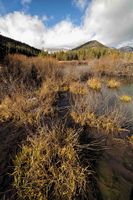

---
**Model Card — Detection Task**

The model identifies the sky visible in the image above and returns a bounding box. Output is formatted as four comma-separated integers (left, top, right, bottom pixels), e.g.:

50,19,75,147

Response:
0,0,133,49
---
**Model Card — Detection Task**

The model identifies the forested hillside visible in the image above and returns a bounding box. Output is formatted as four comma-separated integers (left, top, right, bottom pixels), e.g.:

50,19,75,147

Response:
0,34,41,60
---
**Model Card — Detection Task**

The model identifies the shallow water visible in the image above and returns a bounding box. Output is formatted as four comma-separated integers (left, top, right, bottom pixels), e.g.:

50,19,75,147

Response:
119,82,133,116
120,83,133,96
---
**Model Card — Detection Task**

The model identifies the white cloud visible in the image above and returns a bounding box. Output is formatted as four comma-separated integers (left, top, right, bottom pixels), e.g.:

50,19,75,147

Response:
43,20,88,48
83,0,133,47
0,11,88,49
117,40,133,48
0,12,46,48
73,0,87,10
0,0,133,49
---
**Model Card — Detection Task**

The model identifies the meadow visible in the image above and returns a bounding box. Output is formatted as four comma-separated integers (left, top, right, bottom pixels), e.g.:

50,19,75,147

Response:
0,53,133,200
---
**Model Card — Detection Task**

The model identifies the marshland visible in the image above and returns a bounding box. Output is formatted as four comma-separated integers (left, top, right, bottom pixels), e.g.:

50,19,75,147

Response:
0,47,133,200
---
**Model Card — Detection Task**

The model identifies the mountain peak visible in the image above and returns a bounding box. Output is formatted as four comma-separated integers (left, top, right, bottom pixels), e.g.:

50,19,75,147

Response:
119,46,133,52
72,40,107,50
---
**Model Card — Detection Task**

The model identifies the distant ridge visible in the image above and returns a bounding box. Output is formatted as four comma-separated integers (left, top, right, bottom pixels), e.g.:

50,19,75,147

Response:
0,34,41,59
119,46,133,52
72,40,108,50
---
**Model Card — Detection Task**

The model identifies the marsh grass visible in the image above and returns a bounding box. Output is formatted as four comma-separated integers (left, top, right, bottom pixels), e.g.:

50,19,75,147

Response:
107,79,121,89
69,82,88,95
1,54,62,93
70,88,132,136
120,95,132,103
89,54,133,77
0,54,133,199
13,126,88,200
0,79,57,126
87,78,102,91
129,135,133,143
70,110,127,135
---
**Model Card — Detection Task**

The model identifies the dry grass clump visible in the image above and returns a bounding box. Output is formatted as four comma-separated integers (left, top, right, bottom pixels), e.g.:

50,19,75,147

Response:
34,56,61,80
87,78,102,91
71,111,96,127
0,83,55,125
61,85,69,92
59,80,70,92
71,112,86,126
96,112,125,134
71,111,124,134
0,72,59,125
39,78,59,98
107,79,121,89
69,82,88,95
129,135,133,143
13,126,87,200
120,95,132,103
0,94,38,125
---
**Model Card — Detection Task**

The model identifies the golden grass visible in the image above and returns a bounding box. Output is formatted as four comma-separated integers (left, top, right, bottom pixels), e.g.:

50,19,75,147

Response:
13,126,87,200
87,78,101,91
120,95,132,103
129,135,133,143
89,54,133,77
97,115,123,134
0,81,56,125
62,85,69,91
71,112,86,126
107,79,121,89
71,111,123,134
0,95,39,125
39,78,59,98
3,54,61,87
71,111,96,127
69,82,88,95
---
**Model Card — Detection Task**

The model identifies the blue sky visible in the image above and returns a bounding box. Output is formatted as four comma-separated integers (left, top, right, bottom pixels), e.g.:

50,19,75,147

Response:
0,0,133,49
0,0,91,26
